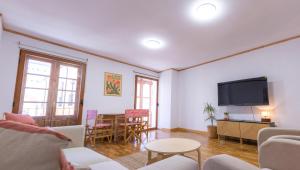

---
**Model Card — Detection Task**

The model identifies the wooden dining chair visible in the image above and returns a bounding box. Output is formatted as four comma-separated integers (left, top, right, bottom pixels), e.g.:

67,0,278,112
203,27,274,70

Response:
116,109,149,144
115,110,139,144
85,110,113,146
136,109,150,141
85,110,98,146
93,114,114,144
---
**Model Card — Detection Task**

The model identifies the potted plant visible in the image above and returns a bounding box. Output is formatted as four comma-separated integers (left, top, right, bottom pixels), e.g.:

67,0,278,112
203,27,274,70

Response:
224,112,230,120
203,103,217,138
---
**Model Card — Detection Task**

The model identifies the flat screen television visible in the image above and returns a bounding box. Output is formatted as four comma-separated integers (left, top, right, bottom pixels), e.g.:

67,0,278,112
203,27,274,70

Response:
218,77,269,106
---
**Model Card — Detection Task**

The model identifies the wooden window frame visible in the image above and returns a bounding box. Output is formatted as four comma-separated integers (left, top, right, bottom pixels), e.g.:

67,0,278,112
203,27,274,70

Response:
13,49,86,125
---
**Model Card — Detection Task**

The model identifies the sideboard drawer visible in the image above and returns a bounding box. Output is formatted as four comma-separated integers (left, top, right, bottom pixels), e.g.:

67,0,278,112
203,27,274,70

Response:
217,121,241,138
240,122,269,140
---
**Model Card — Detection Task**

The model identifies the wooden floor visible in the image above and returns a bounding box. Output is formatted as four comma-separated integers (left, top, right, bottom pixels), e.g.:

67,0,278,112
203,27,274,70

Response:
91,129,259,166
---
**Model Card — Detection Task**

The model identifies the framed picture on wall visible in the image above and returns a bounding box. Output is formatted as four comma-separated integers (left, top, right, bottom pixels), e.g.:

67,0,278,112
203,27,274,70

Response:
104,72,122,96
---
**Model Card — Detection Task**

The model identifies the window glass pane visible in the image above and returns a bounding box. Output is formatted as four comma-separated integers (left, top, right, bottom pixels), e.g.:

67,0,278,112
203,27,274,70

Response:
57,90,65,103
67,67,78,79
143,84,150,97
56,91,76,103
59,65,78,79
22,102,47,116
59,65,68,78
66,79,77,91
58,78,67,90
136,84,140,97
136,98,141,109
27,59,51,76
142,98,150,109
55,103,75,116
58,79,77,91
56,103,64,115
65,91,76,103
24,88,48,102
63,103,75,115
25,74,50,89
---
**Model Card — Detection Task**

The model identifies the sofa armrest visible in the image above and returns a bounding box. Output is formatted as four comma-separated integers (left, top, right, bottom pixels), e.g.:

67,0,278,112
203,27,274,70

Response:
259,135,300,170
203,154,260,170
258,128,300,147
52,125,85,148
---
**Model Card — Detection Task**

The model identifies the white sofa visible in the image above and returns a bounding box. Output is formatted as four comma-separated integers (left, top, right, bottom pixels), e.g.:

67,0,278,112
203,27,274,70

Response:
53,125,199,170
53,125,127,170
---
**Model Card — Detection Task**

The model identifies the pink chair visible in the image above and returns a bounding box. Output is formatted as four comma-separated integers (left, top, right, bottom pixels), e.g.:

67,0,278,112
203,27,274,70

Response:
116,109,149,143
133,109,150,140
85,110,113,146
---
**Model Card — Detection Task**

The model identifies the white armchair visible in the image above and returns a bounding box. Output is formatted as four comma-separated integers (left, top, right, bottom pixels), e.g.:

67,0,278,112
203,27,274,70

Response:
259,135,300,170
203,127,300,170
257,127,300,147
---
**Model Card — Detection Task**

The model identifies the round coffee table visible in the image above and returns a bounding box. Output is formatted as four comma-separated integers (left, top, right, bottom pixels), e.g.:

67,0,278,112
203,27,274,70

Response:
145,138,201,167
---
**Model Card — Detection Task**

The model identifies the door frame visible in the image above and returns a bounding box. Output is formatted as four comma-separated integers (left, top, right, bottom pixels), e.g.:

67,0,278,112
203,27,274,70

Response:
134,75,159,130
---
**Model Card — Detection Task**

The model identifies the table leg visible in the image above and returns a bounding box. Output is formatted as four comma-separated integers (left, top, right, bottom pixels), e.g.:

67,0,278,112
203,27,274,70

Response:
114,117,118,143
147,150,152,165
197,148,201,169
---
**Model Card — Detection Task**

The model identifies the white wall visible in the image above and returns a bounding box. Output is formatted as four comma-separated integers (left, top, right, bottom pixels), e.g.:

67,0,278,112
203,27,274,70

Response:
170,70,179,128
158,70,172,128
0,15,2,40
178,38,300,131
158,69,179,129
0,31,159,122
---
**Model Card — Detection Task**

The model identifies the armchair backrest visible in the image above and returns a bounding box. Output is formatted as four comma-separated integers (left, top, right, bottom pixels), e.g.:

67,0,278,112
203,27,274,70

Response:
259,135,300,170
258,127,300,147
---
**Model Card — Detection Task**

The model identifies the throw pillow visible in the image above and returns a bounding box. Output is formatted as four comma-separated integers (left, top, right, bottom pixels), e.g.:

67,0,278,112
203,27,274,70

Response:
4,112,37,126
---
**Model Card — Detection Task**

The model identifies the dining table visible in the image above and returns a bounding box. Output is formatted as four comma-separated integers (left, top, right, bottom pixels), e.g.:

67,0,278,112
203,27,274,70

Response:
102,113,125,142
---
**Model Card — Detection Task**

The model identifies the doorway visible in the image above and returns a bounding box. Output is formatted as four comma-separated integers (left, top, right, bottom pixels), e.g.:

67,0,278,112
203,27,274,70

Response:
134,75,159,129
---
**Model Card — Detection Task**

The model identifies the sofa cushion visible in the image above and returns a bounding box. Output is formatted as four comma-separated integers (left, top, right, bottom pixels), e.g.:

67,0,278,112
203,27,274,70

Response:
0,121,71,170
4,112,37,126
89,161,128,170
63,147,111,167
203,154,260,170
138,155,198,170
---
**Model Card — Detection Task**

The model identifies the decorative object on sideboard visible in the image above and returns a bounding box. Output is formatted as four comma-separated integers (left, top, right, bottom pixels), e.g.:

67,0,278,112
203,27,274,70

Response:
203,103,217,138
261,111,271,123
104,72,122,96
224,112,230,120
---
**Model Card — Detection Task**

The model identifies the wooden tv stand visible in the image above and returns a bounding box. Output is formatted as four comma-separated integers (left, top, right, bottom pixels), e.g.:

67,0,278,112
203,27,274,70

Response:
217,119,275,144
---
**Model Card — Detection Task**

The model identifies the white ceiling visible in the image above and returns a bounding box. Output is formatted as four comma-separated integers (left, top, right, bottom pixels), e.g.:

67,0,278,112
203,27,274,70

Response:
1,0,300,71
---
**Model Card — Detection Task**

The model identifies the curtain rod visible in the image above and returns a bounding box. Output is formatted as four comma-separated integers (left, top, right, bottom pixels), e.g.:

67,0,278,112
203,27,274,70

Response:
18,42,88,63
133,70,159,79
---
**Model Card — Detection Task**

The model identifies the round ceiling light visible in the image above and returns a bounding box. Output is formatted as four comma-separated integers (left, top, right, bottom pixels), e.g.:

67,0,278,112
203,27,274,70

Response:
190,2,220,21
196,3,216,18
142,39,164,49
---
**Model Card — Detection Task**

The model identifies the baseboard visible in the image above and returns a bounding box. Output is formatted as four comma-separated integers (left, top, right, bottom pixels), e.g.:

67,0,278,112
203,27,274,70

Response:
160,127,208,136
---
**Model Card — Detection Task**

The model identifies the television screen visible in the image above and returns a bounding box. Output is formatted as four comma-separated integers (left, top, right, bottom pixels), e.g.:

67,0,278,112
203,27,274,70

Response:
218,77,269,106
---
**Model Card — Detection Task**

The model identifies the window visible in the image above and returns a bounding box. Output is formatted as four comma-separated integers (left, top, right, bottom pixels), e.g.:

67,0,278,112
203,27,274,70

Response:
13,50,86,126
